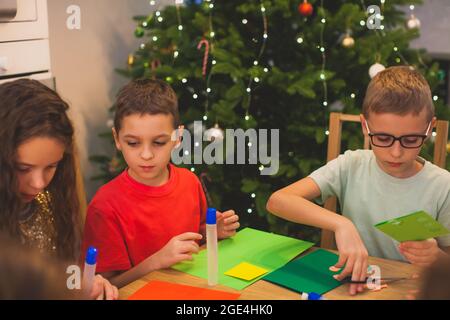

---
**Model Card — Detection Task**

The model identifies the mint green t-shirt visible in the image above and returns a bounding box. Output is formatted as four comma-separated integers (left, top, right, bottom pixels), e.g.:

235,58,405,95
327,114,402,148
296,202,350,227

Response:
309,149,450,261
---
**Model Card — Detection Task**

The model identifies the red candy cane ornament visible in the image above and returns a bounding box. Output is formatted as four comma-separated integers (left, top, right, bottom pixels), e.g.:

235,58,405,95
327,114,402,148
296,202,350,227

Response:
197,39,210,78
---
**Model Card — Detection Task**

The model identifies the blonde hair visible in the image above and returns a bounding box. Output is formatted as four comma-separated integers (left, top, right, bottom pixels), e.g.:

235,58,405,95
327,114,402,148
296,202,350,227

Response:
362,66,434,121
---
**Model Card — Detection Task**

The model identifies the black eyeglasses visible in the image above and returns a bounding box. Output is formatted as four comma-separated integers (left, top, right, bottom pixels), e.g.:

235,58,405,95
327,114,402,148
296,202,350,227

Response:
364,121,432,149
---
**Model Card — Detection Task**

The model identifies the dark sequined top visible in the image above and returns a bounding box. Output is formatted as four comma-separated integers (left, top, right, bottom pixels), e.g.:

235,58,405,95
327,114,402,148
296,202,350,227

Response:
19,191,57,255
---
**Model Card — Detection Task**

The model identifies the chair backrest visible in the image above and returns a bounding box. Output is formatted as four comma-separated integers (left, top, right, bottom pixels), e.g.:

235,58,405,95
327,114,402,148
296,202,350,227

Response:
320,112,449,249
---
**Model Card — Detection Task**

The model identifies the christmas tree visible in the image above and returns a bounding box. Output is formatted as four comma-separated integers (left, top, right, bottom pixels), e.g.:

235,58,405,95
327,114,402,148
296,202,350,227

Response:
90,0,449,242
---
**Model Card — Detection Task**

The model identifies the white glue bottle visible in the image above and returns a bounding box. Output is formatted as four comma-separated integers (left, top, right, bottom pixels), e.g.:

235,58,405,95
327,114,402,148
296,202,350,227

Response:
206,207,218,286
82,246,98,295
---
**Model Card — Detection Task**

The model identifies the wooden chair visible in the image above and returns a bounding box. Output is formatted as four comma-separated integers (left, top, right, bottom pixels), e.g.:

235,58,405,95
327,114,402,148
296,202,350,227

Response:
320,112,449,249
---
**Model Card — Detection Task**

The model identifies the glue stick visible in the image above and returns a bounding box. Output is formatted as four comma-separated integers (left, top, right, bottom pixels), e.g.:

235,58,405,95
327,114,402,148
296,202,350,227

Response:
82,246,98,295
301,292,327,300
206,208,218,286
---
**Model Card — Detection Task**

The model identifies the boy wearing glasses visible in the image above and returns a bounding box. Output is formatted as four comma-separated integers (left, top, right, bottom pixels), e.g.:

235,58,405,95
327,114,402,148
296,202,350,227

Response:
266,66,450,296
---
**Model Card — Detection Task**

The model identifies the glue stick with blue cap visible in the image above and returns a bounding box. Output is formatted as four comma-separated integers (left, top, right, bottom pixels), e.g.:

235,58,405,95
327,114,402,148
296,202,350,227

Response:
206,208,218,286
82,246,98,294
300,292,327,300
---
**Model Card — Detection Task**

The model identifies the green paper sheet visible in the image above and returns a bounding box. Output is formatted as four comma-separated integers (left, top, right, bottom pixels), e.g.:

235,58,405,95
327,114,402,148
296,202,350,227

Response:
375,210,450,242
263,249,342,295
172,227,314,291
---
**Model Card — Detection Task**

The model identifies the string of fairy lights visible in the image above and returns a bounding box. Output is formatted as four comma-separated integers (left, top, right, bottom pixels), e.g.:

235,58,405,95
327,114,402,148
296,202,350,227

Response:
136,0,271,213
137,0,442,122
201,0,215,122
318,0,328,109
243,0,269,123
140,0,270,125
126,0,444,213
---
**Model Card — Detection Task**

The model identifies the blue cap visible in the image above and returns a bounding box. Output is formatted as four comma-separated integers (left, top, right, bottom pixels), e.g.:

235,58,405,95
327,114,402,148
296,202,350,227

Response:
85,246,98,265
206,208,217,225
308,292,323,300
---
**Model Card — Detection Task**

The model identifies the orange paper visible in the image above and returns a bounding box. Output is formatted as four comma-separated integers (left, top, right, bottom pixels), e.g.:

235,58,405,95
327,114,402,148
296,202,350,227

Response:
127,280,241,300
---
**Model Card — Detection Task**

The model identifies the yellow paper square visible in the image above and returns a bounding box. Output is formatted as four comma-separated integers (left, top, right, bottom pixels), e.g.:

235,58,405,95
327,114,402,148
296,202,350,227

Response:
224,262,268,281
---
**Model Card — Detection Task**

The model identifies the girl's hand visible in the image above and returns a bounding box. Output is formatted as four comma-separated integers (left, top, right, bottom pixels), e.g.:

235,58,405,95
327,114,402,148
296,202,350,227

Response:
90,274,119,300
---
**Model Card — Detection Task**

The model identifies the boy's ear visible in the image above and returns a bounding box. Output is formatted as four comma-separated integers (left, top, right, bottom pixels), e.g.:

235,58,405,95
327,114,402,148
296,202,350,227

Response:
430,117,437,137
112,128,122,151
360,114,368,136
173,125,184,149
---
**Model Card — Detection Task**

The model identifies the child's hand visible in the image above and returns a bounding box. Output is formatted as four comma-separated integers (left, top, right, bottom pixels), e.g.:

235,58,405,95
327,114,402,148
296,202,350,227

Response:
153,232,203,269
90,274,119,300
217,210,240,239
332,219,369,296
399,238,444,267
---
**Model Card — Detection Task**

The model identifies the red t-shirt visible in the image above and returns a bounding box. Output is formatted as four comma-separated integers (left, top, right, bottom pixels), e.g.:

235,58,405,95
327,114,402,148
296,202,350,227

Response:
81,164,207,273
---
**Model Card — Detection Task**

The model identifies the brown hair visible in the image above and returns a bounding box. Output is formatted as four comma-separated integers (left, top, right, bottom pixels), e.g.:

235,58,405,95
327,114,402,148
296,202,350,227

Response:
113,78,179,132
0,79,81,261
362,66,434,121
0,233,80,300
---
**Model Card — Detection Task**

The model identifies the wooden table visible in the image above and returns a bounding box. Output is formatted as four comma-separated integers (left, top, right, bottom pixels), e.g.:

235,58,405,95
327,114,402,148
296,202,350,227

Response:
119,248,424,300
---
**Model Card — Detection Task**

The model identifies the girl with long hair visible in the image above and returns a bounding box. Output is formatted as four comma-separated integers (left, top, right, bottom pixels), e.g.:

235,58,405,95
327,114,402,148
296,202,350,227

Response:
0,79,118,299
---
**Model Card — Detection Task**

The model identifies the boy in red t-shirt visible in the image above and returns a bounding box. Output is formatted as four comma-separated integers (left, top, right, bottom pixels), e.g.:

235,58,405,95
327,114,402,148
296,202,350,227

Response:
82,79,240,288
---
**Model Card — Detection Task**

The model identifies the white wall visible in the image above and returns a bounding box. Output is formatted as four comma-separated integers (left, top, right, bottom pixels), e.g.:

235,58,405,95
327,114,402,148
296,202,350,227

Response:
47,0,172,199
410,0,450,59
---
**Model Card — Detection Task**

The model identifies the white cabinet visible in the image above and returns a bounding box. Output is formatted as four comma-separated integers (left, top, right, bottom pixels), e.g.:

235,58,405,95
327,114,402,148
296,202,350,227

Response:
1,0,37,22
0,40,51,77
0,0,52,84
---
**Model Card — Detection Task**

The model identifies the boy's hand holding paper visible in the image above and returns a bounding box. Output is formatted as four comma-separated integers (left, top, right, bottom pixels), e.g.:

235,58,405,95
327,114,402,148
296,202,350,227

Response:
399,238,446,267
375,211,450,266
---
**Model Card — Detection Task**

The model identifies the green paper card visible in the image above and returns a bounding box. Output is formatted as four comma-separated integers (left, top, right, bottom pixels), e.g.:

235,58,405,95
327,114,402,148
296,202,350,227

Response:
172,227,314,291
375,210,450,242
263,249,341,295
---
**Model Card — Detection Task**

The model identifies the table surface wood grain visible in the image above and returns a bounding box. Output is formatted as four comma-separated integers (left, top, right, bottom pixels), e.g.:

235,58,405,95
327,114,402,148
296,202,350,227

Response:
119,247,424,300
